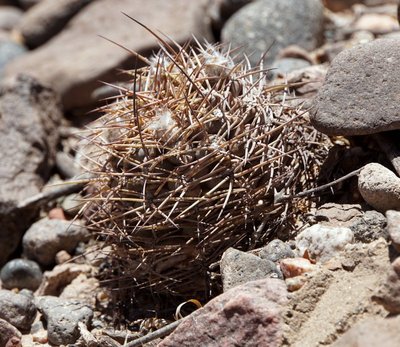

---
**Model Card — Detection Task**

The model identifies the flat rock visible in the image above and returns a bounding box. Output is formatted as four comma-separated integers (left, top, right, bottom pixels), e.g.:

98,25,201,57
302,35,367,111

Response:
358,163,400,212
17,0,92,48
220,248,282,291
159,278,288,347
221,0,324,67
5,0,213,110
0,289,36,332
332,316,400,347
36,296,93,345
22,218,89,266
312,39,400,135
0,75,61,266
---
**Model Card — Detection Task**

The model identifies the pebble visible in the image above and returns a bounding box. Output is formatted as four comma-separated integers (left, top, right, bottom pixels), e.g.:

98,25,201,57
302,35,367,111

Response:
280,258,316,278
0,258,43,291
257,239,295,263
271,57,311,77
36,296,93,345
0,318,21,347
221,0,324,66
220,248,282,291
350,210,387,243
313,38,400,135
386,210,400,252
353,13,399,35
22,218,89,266
296,224,354,263
0,7,23,31
358,163,400,212
61,193,84,216
0,289,36,332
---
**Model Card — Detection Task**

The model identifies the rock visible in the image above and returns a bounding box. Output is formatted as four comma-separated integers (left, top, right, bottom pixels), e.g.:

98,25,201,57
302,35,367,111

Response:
271,58,311,78
17,0,43,9
0,258,43,291
47,207,66,220
358,163,400,212
61,193,84,216
372,256,400,313
55,250,72,264
353,13,399,35
0,39,27,78
386,210,400,252
220,248,282,291
332,316,400,347
315,203,364,225
280,258,316,278
60,273,99,307
0,7,23,31
296,224,354,263
0,75,61,266
0,318,21,347
220,0,253,19
5,0,213,110
36,263,94,296
159,278,288,347
312,39,400,135
36,296,93,345
350,210,387,242
0,289,36,332
22,218,89,266
221,0,324,67
17,0,92,48
256,239,295,262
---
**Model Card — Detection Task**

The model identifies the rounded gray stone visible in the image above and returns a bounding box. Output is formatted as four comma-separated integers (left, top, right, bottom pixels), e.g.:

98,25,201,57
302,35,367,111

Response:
358,163,400,212
0,258,43,291
258,239,295,262
313,39,400,136
221,0,324,67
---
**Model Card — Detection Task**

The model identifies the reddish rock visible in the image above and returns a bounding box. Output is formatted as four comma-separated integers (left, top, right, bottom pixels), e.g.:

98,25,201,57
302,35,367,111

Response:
48,207,66,220
6,0,213,110
0,318,21,347
159,279,288,347
280,258,316,278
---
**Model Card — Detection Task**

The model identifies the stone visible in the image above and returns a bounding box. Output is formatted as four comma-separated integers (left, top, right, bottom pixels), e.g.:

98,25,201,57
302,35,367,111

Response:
219,0,253,20
257,239,295,263
17,0,92,48
22,218,89,266
0,39,27,78
312,39,400,136
5,0,213,110
358,163,400,212
315,203,364,226
0,7,23,31
221,0,324,67
36,296,93,345
220,248,282,291
16,0,43,10
350,210,387,242
0,258,43,291
386,210,400,252
353,13,399,35
280,258,316,278
372,256,400,313
0,75,61,266
0,289,36,332
36,263,94,296
271,58,311,78
61,193,84,216
159,278,288,347
332,316,400,347
60,273,99,307
295,224,354,263
0,318,21,347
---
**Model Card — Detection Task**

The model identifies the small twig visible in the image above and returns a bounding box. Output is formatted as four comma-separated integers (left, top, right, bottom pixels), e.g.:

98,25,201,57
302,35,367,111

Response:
123,319,182,347
275,168,362,203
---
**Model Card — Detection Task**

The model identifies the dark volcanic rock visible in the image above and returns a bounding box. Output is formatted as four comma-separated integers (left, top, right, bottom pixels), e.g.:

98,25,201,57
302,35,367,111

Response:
313,39,400,136
0,258,43,291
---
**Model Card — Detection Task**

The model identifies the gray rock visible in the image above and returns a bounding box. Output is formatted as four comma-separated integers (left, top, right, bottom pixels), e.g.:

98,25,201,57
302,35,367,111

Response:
313,39,400,135
350,210,387,243
220,248,282,291
296,224,354,263
36,296,93,345
61,193,84,216
272,58,311,78
0,75,62,266
0,318,21,347
386,210,400,252
257,239,295,263
17,0,92,48
5,0,213,110
159,279,288,347
23,218,89,266
0,6,23,31
0,289,36,332
0,258,43,291
0,39,27,77
358,163,400,212
221,0,324,67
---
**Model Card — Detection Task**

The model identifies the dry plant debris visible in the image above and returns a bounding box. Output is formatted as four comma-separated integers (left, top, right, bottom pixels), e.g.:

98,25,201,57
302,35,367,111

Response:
81,20,331,306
